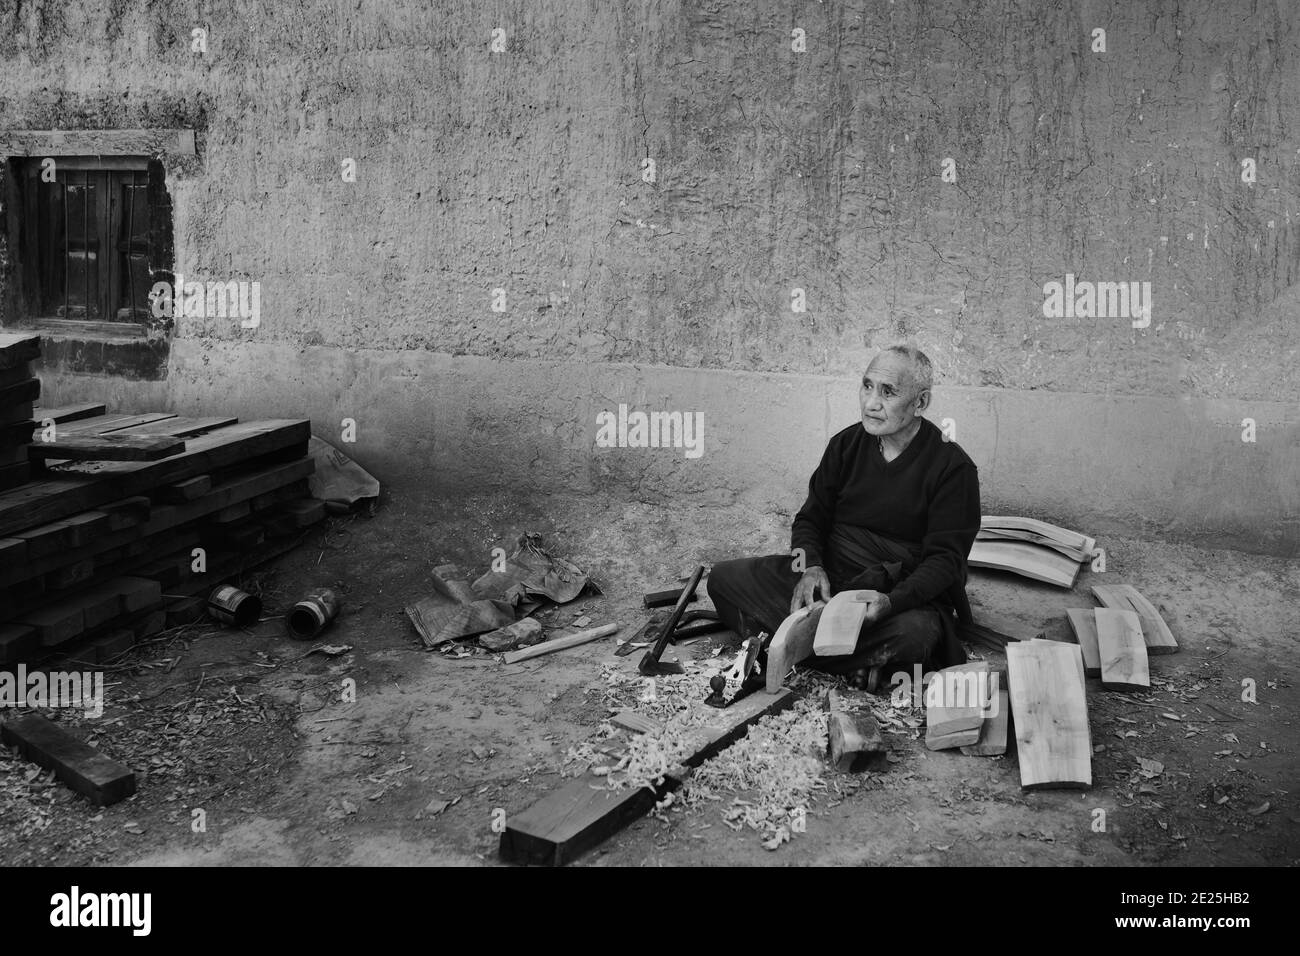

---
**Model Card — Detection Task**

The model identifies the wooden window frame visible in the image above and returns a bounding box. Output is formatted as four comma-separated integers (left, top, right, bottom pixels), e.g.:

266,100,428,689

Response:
17,155,153,335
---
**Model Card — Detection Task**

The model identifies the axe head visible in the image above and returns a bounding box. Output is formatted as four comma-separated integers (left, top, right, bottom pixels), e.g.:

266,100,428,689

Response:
637,646,685,676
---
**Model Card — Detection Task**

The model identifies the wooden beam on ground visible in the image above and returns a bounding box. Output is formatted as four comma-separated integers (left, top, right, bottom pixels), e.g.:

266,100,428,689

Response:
500,688,795,865
0,713,136,806
825,689,887,771
642,586,700,609
1094,607,1150,692
1065,608,1102,677
976,528,1091,562
765,603,822,693
1006,640,1091,789
500,624,619,664
29,434,186,462
968,539,1082,588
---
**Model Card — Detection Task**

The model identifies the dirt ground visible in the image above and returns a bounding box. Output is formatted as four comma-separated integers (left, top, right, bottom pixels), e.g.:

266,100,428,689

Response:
1,488,1296,867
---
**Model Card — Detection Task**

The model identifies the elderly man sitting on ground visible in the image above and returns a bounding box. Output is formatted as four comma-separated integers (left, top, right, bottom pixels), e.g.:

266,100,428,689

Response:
708,345,981,689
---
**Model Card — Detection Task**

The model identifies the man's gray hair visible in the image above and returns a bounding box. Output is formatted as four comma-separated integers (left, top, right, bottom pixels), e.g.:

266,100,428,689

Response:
881,344,934,393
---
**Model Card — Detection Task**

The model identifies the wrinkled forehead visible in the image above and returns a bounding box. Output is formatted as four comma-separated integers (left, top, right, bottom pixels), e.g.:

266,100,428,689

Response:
863,353,916,388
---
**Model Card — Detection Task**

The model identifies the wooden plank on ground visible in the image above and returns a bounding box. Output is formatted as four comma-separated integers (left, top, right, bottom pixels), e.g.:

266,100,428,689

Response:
0,714,136,806
979,516,1095,554
501,624,619,664
609,712,664,735
32,403,107,424
1094,607,1150,692
765,603,822,693
976,528,1091,561
500,688,795,865
1065,608,1102,677
1110,585,1178,655
968,539,1082,588
1006,640,1091,789
0,419,310,537
29,433,186,462
961,683,1011,756
1091,584,1178,655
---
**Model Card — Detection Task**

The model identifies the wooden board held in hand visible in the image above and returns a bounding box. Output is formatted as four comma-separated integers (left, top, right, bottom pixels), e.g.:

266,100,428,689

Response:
1006,640,1091,789
29,433,186,462
500,688,795,865
813,590,878,656
1,713,136,806
1094,607,1150,692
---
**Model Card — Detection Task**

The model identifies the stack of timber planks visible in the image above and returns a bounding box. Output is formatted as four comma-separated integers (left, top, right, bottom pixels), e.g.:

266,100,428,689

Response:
0,333,42,492
0,405,323,667
968,515,1096,588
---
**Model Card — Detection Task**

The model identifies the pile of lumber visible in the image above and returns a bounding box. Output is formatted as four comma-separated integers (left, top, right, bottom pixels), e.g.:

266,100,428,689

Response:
1064,584,1179,691
0,333,42,492
968,515,1096,588
0,404,324,667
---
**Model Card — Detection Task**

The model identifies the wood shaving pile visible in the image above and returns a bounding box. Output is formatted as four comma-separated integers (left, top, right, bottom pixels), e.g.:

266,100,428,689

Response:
680,698,829,849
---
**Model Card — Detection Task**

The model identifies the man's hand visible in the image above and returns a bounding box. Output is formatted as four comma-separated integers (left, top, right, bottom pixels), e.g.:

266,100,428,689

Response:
790,566,832,614
860,592,892,627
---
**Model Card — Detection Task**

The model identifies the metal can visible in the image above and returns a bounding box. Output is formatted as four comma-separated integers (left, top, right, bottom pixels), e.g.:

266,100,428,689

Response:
287,588,341,639
207,585,263,628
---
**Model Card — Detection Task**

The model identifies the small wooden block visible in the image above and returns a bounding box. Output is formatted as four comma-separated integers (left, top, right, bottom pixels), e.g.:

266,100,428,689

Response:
1065,608,1102,677
0,713,136,807
925,661,991,749
824,690,887,771
70,583,127,631
1094,608,1150,692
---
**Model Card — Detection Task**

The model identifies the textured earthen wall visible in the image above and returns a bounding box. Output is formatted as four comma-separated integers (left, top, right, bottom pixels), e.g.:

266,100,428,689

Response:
1,0,1297,553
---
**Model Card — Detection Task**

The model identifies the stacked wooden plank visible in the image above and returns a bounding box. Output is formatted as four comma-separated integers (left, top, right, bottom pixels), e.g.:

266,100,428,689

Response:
968,516,1096,588
0,333,42,492
0,407,324,667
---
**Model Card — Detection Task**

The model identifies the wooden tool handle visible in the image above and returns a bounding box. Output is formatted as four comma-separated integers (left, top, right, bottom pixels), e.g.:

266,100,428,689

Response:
501,623,620,664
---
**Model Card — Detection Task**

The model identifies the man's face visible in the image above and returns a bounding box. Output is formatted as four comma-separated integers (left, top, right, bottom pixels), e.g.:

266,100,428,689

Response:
859,354,926,437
